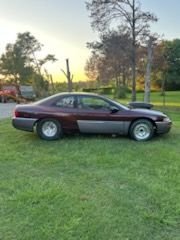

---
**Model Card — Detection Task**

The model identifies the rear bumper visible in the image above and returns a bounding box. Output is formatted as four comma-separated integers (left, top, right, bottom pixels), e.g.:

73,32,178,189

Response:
12,117,38,132
155,121,172,134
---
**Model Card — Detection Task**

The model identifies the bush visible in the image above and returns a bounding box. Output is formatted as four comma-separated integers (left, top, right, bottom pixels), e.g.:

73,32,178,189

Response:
82,87,114,95
99,87,114,95
115,86,128,99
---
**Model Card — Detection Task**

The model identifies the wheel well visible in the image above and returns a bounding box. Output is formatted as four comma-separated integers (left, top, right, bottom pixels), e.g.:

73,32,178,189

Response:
33,118,42,131
128,118,157,135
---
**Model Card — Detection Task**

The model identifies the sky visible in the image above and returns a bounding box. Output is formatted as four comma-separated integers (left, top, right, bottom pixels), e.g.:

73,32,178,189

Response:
0,0,180,82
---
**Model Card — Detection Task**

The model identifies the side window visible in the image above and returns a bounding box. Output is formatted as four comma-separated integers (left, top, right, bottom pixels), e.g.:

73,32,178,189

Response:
55,96,76,108
78,96,110,110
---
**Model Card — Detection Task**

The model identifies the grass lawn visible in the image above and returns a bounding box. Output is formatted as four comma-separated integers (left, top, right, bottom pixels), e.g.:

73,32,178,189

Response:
118,91,180,107
136,91,180,107
0,110,180,240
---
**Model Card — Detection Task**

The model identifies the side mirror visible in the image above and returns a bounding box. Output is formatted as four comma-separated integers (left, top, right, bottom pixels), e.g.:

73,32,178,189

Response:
110,106,119,114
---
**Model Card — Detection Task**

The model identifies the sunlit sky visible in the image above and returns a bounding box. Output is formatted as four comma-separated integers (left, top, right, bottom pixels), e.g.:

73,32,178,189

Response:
0,0,180,82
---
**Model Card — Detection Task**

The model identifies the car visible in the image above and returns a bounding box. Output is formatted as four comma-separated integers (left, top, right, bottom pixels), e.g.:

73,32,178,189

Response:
19,85,36,101
0,86,18,103
12,92,172,141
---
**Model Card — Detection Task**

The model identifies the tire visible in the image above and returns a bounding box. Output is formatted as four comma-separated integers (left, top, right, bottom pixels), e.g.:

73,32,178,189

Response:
36,119,62,140
129,119,154,141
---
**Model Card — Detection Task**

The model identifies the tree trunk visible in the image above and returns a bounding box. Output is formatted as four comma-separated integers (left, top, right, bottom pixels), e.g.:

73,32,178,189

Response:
66,59,73,92
161,75,166,107
131,47,136,102
131,0,136,102
50,74,55,94
122,67,126,87
144,37,153,103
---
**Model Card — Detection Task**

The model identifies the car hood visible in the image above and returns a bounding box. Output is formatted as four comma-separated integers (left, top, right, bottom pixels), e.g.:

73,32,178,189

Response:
130,108,167,117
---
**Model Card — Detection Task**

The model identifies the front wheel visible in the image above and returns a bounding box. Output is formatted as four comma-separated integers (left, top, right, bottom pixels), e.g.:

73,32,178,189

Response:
129,119,154,141
36,119,62,140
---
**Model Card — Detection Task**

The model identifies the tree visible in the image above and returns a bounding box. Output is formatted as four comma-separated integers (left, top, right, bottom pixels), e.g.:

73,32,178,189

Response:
86,29,132,87
144,36,155,103
0,43,34,84
38,54,57,72
163,39,180,90
86,0,157,101
0,32,57,96
61,59,73,92
85,52,100,81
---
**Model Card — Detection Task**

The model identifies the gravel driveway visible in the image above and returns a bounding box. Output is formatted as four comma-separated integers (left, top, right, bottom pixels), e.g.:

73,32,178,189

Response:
0,103,16,119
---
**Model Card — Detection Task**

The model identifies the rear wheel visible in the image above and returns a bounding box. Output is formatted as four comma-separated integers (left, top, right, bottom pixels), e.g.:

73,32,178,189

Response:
130,119,154,141
37,119,62,140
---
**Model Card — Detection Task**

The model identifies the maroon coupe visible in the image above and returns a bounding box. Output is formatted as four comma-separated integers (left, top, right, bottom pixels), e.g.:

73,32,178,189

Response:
12,92,172,141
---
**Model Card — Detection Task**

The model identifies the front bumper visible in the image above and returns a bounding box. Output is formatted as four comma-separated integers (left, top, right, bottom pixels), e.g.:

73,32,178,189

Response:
12,117,38,132
155,121,172,134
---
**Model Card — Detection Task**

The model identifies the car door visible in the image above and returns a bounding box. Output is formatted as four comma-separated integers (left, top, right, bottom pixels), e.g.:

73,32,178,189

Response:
75,95,125,134
52,95,79,131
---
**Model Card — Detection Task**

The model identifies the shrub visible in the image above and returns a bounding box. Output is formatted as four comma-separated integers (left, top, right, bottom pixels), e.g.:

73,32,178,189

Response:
82,87,114,95
115,86,128,99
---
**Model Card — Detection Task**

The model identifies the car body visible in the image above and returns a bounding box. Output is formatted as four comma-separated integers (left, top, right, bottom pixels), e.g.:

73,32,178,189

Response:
19,85,36,101
12,92,172,141
0,84,35,103
0,85,18,103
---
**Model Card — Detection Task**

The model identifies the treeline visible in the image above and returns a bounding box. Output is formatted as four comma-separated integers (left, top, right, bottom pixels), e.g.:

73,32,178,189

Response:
85,29,180,94
0,32,57,97
85,0,180,101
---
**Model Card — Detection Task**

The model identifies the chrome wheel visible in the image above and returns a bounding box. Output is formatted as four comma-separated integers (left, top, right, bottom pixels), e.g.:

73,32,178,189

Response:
134,123,151,140
42,121,58,137
37,119,62,140
130,119,154,141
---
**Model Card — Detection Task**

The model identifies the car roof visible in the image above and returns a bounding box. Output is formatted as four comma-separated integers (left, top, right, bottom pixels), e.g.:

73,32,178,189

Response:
34,91,130,110
55,92,101,97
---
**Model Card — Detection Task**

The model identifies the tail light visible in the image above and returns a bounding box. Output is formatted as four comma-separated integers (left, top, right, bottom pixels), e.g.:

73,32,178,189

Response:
14,109,20,117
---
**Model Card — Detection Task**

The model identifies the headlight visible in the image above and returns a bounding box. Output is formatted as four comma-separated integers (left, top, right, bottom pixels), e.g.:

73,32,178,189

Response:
163,117,171,122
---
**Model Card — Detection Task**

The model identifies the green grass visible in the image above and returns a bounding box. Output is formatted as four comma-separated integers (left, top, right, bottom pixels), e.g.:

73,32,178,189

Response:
0,111,180,240
115,91,180,107
136,91,180,106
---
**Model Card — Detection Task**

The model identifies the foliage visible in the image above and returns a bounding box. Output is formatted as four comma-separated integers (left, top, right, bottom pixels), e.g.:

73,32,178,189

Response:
0,111,180,239
149,39,180,91
0,43,34,84
52,82,69,93
163,39,180,90
115,85,129,99
86,0,157,36
86,28,132,87
86,31,180,93
86,0,158,101
84,52,100,81
0,32,57,96
82,86,114,94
